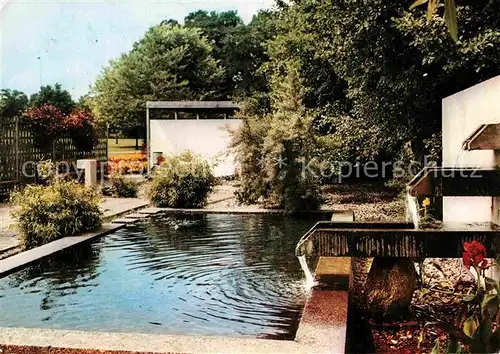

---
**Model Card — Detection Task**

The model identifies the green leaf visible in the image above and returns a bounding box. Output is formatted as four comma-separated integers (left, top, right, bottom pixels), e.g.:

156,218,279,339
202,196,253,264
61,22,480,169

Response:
463,316,478,338
478,317,493,347
431,341,440,354
417,328,426,348
444,0,458,41
427,0,438,21
445,339,460,353
484,277,499,293
463,293,476,302
409,0,429,10
481,293,499,318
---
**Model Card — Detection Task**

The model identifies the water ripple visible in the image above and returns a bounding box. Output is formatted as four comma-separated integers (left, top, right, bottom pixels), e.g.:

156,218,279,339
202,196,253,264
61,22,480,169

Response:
0,213,327,339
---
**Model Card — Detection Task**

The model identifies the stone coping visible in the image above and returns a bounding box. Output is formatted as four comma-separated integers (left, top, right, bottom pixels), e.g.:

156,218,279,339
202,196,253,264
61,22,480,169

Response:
0,224,125,278
0,209,347,353
0,327,337,354
153,207,334,215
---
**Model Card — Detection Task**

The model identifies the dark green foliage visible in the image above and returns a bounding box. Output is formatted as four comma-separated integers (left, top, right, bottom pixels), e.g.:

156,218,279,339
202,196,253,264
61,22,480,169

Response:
0,89,28,118
268,0,499,164
231,62,324,213
184,10,276,99
29,83,75,115
91,26,224,130
10,181,103,250
148,151,216,208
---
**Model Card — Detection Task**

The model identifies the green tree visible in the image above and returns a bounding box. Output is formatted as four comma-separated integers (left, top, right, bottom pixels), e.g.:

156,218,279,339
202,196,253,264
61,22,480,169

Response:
184,10,243,98
0,89,29,118
231,62,323,213
184,10,277,99
91,25,224,134
29,83,75,115
273,0,499,164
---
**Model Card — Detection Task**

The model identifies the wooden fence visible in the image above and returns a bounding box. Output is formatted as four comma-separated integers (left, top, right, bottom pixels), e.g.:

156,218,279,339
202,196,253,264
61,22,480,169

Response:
0,116,108,198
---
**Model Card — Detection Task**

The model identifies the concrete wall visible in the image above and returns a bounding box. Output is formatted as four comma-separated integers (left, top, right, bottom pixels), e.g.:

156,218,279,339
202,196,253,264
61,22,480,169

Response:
442,76,500,224
150,119,243,177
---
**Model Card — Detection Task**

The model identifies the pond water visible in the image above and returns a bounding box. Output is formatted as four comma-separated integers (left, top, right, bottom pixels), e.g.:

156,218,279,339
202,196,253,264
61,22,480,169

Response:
0,213,326,339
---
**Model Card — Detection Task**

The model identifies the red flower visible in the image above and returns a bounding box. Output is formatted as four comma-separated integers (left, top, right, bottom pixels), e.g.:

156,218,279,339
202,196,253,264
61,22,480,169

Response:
462,241,489,270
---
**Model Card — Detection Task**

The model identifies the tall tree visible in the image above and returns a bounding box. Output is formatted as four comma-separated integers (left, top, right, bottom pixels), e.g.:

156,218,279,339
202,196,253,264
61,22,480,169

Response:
91,25,224,133
183,10,277,99
271,0,499,163
29,83,75,115
0,89,29,118
184,10,243,98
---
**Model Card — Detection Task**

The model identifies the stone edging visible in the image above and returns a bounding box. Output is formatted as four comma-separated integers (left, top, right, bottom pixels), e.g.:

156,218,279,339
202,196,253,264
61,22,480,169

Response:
0,223,125,278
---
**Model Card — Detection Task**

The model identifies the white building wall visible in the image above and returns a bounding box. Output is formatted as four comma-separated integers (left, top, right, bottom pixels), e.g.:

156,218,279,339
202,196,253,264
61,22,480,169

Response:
150,119,243,177
442,76,500,224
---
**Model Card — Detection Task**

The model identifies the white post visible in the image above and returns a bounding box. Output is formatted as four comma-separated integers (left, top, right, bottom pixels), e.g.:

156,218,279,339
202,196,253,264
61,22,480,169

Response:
77,160,97,187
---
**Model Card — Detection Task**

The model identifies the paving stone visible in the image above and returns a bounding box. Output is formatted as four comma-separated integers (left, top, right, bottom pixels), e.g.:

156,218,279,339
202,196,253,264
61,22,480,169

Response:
124,213,149,219
111,218,139,224
0,327,315,354
137,207,166,214
295,289,348,351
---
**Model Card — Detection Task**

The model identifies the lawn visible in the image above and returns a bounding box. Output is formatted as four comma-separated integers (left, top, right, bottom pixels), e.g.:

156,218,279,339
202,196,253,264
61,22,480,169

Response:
108,139,143,157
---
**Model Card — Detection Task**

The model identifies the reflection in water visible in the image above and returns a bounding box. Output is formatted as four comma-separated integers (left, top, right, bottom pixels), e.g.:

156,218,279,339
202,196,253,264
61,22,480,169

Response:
0,214,326,339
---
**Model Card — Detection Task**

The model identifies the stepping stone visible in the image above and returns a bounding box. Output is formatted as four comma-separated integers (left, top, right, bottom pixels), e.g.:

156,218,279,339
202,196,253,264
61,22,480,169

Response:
111,218,139,224
124,213,149,219
137,207,166,215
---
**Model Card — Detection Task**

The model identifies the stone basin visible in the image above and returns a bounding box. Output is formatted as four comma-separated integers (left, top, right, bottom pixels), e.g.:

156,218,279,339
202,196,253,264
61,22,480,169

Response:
296,221,499,259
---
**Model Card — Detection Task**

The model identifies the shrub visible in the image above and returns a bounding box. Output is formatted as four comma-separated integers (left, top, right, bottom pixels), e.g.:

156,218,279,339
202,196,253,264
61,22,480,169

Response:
109,174,139,198
66,109,99,152
10,181,103,250
230,62,323,213
148,151,216,208
108,153,147,175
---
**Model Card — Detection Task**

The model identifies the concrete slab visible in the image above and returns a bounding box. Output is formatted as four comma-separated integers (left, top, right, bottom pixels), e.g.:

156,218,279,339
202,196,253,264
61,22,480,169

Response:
330,210,355,222
0,327,324,354
102,198,150,220
155,208,333,215
295,289,348,352
111,218,139,224
137,207,166,215
0,224,124,278
316,257,351,277
124,213,150,219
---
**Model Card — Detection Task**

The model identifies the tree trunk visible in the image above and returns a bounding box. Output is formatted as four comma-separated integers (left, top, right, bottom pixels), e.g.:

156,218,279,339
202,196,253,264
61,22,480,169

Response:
364,258,417,322
135,126,139,150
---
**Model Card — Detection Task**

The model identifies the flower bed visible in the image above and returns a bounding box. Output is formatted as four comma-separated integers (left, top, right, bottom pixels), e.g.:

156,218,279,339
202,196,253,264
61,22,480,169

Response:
350,242,499,354
108,153,147,175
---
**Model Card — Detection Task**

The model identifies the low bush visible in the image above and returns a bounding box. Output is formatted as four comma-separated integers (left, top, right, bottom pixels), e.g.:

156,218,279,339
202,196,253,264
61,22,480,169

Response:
109,174,139,198
148,151,216,208
10,181,103,250
108,153,147,175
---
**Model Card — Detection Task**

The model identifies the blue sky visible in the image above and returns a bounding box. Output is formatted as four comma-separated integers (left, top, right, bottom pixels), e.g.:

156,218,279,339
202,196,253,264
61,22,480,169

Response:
0,0,274,99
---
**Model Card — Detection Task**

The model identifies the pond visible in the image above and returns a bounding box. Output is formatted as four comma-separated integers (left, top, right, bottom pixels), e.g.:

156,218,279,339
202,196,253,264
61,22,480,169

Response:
0,213,327,340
